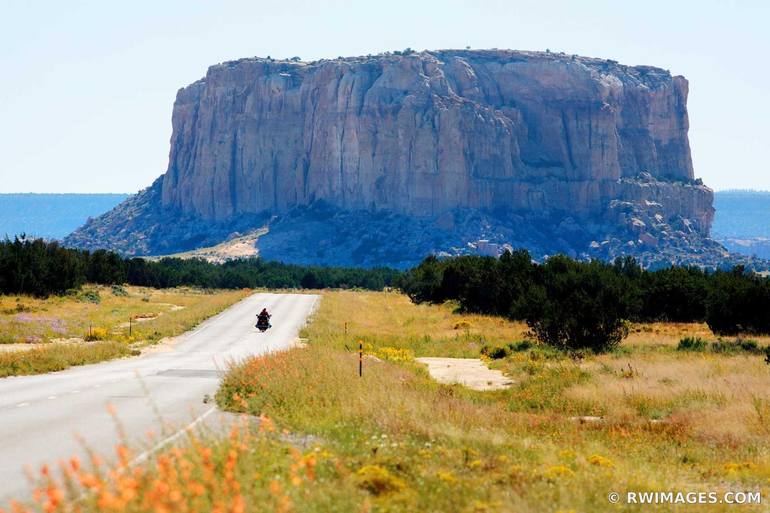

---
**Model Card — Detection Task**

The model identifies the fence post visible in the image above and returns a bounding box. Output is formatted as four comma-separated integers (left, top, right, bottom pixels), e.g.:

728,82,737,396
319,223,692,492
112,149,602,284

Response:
359,340,363,377
129,316,132,336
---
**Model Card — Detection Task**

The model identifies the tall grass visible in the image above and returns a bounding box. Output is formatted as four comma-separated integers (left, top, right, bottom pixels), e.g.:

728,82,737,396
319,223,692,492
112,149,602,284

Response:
0,342,131,377
8,290,770,512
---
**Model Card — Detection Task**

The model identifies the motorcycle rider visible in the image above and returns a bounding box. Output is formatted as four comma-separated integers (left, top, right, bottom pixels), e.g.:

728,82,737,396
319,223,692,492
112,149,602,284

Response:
257,308,271,326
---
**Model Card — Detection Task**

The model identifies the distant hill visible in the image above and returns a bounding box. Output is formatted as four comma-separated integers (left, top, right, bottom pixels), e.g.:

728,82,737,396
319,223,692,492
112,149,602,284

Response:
0,193,129,240
713,190,770,259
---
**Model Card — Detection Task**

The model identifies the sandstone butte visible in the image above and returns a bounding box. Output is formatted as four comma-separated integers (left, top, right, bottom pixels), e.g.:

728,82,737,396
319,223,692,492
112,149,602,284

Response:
66,49,733,268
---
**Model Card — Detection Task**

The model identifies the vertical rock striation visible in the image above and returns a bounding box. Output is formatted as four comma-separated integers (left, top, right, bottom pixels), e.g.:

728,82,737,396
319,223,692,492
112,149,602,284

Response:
67,49,729,267
160,50,712,233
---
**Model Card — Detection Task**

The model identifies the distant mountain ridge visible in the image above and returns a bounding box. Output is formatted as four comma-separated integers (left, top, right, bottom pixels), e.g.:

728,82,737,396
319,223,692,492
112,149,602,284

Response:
0,193,128,240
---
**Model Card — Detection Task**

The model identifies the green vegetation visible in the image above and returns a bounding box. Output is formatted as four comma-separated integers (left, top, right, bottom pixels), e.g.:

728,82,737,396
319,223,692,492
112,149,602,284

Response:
677,336,708,351
678,335,762,355
0,342,131,378
400,252,770,349
5,235,770,352
0,236,401,297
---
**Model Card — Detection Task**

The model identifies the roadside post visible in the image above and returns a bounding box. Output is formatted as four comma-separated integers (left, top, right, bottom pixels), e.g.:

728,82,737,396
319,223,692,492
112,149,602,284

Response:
129,316,132,336
359,340,363,377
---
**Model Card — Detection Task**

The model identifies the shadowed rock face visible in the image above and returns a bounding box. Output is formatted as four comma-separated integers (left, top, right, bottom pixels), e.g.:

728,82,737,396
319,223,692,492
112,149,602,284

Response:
66,49,734,268
160,50,711,232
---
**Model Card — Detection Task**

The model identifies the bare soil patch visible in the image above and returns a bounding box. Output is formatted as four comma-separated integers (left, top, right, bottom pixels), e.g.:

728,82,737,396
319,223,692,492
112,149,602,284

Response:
415,357,513,391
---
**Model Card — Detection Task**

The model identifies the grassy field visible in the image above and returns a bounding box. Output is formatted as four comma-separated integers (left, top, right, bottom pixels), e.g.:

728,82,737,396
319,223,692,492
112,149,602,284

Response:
0,285,251,377
12,290,770,512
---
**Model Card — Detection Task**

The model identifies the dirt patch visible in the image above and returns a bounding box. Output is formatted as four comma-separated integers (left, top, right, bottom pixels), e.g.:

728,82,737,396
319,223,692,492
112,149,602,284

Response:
135,337,176,355
156,229,266,264
49,337,85,344
0,343,47,353
415,357,513,391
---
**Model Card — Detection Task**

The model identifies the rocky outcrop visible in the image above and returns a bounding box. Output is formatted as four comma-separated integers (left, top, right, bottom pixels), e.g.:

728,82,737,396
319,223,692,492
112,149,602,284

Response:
160,50,709,229
65,178,269,255
67,49,732,268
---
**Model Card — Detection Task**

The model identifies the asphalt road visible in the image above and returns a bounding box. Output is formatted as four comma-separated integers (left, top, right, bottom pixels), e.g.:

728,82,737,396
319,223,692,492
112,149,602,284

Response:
0,292,319,503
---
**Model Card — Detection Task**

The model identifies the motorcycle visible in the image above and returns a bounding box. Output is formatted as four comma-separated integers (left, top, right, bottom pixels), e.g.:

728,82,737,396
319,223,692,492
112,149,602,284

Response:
256,313,272,332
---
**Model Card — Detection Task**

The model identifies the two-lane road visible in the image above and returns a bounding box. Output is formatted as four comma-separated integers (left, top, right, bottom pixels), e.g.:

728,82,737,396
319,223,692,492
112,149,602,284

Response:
0,292,318,502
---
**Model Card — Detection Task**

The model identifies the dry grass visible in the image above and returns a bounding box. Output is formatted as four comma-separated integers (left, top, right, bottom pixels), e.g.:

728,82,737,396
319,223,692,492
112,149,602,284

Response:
0,285,251,345
304,289,529,357
625,321,770,349
567,352,770,440
0,342,131,378
10,289,770,512
217,291,770,511
0,285,251,376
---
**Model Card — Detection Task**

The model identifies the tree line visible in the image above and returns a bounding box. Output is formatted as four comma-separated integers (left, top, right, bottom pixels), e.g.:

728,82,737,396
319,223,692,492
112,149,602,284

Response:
0,236,400,296
4,236,769,352
398,251,770,351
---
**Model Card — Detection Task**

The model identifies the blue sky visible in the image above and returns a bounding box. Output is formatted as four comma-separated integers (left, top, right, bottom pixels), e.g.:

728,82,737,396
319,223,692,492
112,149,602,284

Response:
1,0,768,193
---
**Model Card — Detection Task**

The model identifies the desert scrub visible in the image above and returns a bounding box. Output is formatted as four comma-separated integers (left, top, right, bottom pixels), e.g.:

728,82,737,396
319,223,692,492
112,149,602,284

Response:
0,342,131,377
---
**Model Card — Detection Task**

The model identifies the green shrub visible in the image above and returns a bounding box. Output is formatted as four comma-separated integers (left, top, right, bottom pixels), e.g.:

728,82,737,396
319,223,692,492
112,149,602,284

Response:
706,267,770,335
524,257,635,353
677,336,708,351
78,289,101,303
111,284,128,296
488,346,509,359
401,254,770,341
480,345,510,359
508,340,532,352
711,337,761,354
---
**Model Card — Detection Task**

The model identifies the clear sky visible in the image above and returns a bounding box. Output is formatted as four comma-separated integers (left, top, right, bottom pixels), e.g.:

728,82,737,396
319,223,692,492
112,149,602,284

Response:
1,0,768,193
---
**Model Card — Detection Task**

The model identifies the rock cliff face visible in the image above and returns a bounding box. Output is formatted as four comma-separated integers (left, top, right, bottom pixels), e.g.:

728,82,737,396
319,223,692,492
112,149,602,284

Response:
161,49,710,231
67,49,729,268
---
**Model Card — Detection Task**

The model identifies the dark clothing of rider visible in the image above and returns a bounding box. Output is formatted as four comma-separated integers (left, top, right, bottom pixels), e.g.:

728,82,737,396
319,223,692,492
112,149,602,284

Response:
257,308,271,323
